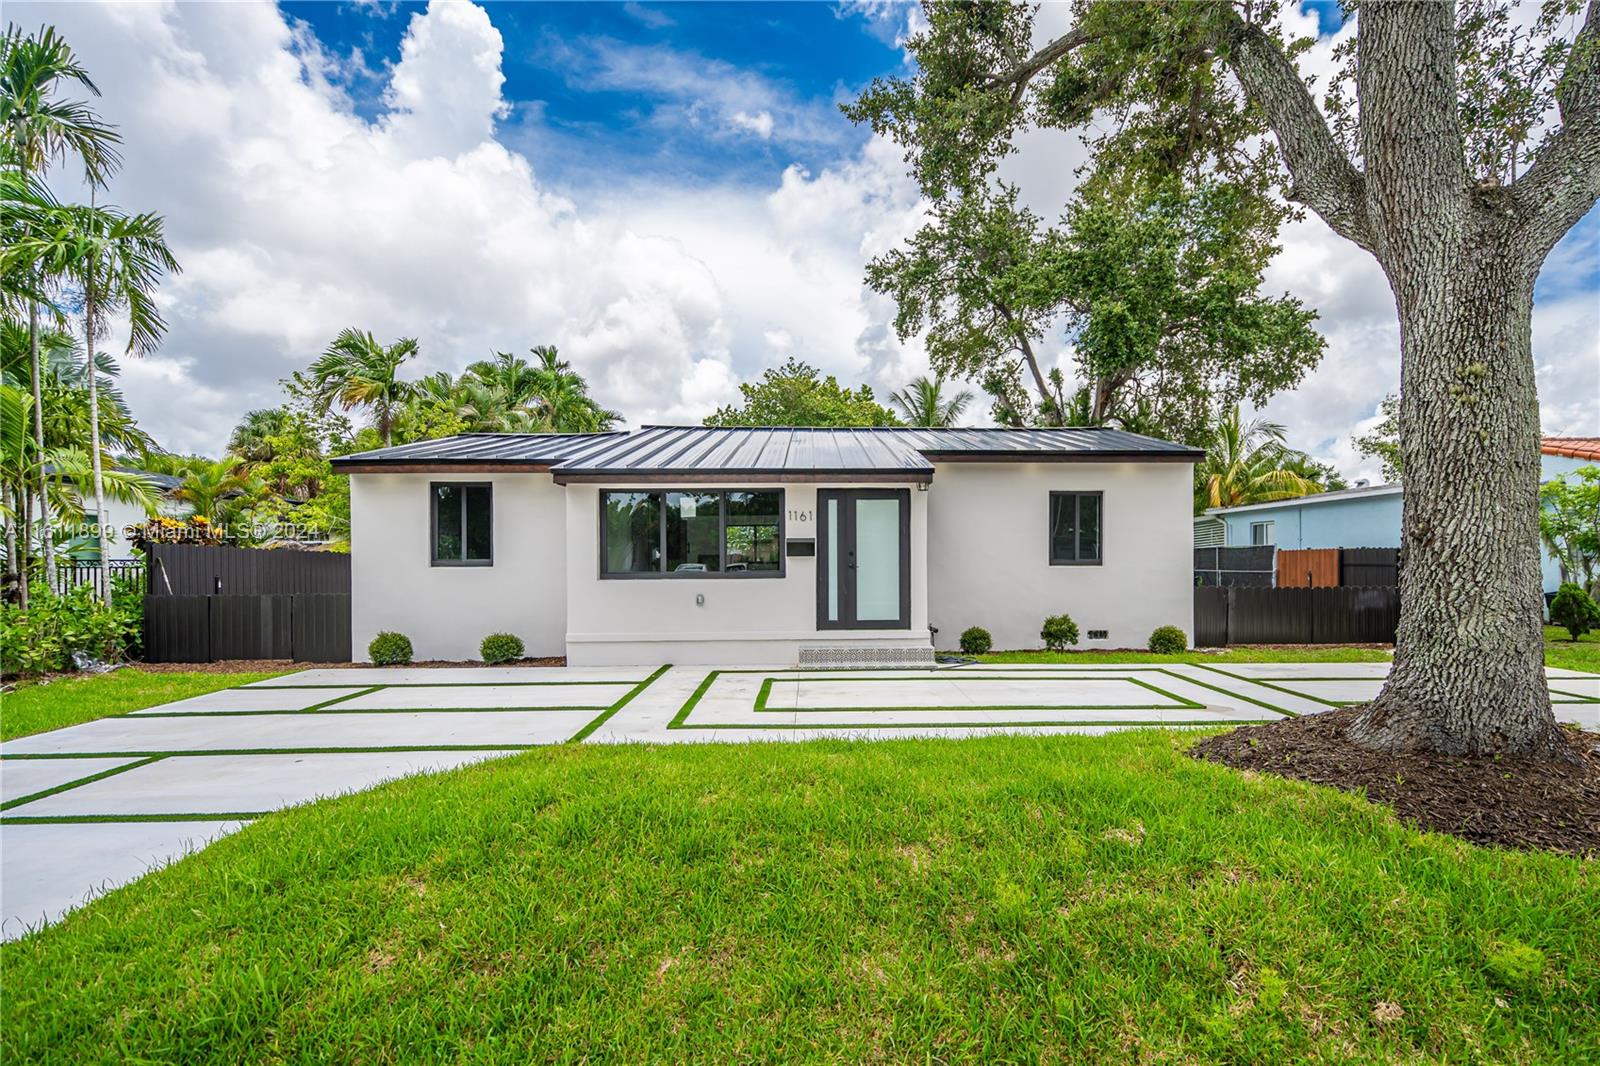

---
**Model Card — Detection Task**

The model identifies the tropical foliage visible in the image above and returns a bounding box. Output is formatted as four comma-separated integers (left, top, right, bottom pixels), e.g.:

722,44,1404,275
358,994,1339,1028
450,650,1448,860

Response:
1195,407,1327,513
888,373,974,428
2,23,175,606
704,358,900,428
1540,467,1600,597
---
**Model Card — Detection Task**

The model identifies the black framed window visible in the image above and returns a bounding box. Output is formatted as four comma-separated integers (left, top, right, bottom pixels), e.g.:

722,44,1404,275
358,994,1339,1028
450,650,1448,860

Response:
601,490,784,577
432,482,493,565
1049,491,1102,565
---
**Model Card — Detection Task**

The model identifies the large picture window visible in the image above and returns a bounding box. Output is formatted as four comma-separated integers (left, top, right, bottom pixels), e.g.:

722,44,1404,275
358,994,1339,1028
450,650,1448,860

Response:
1048,491,1102,565
601,490,783,577
432,482,493,565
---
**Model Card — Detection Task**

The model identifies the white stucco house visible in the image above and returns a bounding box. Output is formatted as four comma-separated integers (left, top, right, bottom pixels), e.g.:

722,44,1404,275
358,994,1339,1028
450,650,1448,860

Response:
331,426,1201,665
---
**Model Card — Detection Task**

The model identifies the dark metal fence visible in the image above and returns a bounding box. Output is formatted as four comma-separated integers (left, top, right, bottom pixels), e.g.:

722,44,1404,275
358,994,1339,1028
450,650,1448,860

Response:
143,593,350,663
142,545,351,663
1340,547,1400,586
1193,546,1275,587
145,543,349,596
1194,585,1399,646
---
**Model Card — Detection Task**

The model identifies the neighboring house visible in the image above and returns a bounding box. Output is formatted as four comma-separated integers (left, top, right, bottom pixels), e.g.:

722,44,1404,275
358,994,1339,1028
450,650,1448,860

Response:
42,467,190,561
331,426,1202,665
1195,438,1599,594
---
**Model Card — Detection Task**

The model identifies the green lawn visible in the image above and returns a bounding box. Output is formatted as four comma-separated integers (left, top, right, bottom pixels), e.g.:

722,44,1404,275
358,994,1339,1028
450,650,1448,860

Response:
1544,625,1600,673
0,669,285,741
4,735,1596,1062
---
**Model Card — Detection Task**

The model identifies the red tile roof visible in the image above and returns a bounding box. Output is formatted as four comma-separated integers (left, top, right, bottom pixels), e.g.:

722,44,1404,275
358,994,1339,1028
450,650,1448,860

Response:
1542,437,1600,461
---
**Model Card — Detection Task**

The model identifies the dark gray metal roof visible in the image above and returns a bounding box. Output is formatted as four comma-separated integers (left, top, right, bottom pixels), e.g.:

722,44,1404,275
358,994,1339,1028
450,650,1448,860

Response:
891,427,1202,459
332,425,1200,479
331,432,626,470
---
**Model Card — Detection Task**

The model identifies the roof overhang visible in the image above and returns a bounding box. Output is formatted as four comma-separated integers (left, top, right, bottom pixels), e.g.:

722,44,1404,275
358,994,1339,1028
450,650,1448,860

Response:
552,469,933,485
329,460,555,474
923,449,1203,463
1204,484,1403,517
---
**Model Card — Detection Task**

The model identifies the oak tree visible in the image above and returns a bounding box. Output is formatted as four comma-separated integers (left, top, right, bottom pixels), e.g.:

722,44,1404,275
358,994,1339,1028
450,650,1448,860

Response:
852,0,1600,757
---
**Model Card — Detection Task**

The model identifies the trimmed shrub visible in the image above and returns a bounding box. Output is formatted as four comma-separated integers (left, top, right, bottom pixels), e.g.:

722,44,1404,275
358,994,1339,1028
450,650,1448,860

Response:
1041,613,1079,651
958,626,993,656
1147,625,1187,655
480,633,525,664
1549,582,1600,640
368,631,414,665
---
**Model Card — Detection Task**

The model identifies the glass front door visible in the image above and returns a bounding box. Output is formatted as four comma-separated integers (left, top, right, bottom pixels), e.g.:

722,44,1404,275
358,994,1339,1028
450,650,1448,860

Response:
817,489,910,629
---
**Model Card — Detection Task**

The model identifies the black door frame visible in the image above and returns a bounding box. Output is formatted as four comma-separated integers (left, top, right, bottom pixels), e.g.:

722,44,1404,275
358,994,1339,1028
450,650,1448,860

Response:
816,488,911,630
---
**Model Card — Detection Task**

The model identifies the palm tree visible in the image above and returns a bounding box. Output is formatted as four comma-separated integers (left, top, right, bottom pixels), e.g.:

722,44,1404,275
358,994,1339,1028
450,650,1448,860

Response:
889,373,975,428
170,457,258,526
1195,406,1324,513
1,24,122,601
228,408,293,465
525,345,621,432
11,196,181,600
306,329,419,446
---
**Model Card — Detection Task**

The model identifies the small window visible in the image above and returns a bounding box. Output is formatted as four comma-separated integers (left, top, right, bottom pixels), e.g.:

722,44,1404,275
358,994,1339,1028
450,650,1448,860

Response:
1250,521,1275,547
1049,491,1102,565
432,482,492,565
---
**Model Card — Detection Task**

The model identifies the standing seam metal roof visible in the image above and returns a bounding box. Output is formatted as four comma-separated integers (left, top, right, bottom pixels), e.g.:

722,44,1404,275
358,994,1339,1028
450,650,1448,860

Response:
330,425,1201,474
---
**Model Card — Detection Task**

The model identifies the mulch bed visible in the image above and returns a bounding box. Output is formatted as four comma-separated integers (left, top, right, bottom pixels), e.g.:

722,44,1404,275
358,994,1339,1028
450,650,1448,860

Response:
1191,708,1600,856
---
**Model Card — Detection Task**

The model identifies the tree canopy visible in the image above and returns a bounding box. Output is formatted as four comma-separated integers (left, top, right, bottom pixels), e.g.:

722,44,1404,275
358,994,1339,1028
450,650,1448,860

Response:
704,358,901,428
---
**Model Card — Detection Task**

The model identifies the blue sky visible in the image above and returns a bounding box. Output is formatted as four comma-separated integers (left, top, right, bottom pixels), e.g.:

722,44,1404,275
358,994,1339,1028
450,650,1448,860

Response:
283,1,899,186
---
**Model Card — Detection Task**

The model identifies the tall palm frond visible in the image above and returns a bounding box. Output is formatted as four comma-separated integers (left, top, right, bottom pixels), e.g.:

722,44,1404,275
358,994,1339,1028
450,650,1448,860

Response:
0,24,121,184
307,329,419,446
889,373,975,428
1195,405,1323,512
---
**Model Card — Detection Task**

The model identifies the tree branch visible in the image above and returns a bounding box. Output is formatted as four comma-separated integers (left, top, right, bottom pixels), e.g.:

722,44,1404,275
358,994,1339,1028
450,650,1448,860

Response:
1220,17,1374,253
1509,0,1600,258
982,27,1098,104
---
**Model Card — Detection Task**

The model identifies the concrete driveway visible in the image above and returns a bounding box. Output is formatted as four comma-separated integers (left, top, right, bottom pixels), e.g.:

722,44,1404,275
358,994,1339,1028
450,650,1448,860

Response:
4,660,1596,939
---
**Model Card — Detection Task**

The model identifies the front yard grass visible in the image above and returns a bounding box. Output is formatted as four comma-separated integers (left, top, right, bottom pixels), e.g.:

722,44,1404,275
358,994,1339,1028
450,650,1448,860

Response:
3,734,1596,1062
1544,625,1600,673
0,669,285,740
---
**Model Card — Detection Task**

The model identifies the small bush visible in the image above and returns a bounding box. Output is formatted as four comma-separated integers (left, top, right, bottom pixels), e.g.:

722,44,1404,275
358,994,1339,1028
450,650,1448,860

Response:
1040,613,1079,651
1549,582,1600,640
1147,625,1187,654
958,626,992,655
480,632,525,664
368,631,414,665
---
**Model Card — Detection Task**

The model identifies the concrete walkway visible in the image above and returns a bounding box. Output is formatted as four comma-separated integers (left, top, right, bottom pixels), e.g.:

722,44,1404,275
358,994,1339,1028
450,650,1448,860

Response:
4,661,1596,939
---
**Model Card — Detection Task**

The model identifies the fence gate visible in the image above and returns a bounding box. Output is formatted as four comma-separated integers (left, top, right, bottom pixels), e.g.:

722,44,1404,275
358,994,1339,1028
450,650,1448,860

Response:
142,544,351,663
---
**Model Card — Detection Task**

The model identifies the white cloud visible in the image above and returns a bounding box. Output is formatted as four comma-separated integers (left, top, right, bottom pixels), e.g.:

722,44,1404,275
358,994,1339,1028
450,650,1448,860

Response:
729,109,775,140
544,36,850,150
17,0,931,453
621,3,674,31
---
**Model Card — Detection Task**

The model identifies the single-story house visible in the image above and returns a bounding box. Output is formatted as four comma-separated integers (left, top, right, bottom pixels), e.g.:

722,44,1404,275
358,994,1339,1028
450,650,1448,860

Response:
1194,437,1599,594
331,426,1202,665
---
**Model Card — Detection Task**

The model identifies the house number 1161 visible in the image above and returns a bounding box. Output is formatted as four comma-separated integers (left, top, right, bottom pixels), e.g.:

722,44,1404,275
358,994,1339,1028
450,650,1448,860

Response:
787,509,812,522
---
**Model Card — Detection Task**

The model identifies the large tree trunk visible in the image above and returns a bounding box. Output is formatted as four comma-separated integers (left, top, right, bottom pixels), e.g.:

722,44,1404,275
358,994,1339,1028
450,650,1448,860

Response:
1347,253,1565,757
1340,2,1567,758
